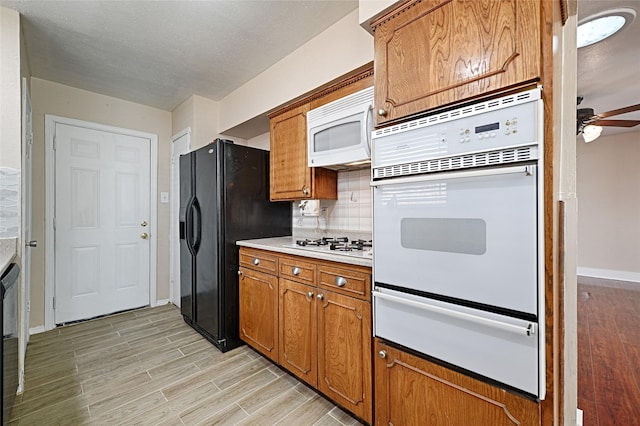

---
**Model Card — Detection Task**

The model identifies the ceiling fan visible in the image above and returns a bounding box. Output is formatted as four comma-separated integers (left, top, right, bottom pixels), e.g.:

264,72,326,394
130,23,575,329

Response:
577,96,640,142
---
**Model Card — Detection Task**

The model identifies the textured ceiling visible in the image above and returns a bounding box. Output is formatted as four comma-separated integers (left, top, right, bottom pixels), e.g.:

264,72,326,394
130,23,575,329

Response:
577,0,640,137
3,0,637,138
1,0,358,112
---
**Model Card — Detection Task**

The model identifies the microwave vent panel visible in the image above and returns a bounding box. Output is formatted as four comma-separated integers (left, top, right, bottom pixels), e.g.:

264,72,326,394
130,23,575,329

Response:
307,86,374,123
373,146,538,179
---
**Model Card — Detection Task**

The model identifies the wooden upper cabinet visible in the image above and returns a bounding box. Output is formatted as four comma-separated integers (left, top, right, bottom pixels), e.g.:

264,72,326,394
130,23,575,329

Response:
372,0,541,126
269,103,337,201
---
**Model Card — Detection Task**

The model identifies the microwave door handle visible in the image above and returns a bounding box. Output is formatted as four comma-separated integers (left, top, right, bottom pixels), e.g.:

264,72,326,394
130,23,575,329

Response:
370,165,534,187
372,290,536,337
365,104,373,152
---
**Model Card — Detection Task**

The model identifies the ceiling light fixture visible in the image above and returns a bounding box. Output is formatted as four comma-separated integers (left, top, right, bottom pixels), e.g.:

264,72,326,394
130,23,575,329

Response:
577,8,636,48
582,124,603,143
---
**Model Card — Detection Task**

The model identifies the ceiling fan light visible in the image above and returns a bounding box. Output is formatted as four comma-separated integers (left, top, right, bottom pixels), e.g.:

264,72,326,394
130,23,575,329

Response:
577,8,636,48
582,124,603,143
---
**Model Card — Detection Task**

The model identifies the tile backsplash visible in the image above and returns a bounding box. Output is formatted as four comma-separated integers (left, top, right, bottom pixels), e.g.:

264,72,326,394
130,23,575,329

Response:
292,168,371,238
0,167,21,238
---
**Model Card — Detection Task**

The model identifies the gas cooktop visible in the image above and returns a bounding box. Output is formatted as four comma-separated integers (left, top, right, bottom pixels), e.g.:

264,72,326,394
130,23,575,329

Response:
284,237,373,259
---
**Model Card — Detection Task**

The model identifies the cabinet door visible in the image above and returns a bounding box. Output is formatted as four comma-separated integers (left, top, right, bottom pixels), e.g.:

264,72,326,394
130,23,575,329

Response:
374,339,540,426
269,104,337,201
279,278,317,386
373,0,540,126
269,104,312,200
238,267,279,363
317,291,372,424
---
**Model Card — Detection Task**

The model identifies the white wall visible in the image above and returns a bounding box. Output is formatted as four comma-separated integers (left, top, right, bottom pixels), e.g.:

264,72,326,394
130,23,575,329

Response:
218,9,373,134
577,130,640,283
29,78,173,328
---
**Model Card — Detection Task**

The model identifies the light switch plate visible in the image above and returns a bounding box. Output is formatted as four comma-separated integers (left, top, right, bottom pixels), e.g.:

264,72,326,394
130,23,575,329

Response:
160,192,169,203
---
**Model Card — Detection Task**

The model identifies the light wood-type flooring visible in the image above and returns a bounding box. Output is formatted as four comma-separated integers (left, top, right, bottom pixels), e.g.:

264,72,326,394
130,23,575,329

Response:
9,304,362,425
578,278,640,426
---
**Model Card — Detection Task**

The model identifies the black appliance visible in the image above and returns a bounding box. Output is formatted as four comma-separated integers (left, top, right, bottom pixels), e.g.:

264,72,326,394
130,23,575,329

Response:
179,139,291,352
1,263,19,425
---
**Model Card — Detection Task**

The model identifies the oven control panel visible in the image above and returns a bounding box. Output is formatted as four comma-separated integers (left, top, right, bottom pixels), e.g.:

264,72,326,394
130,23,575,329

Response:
372,88,542,173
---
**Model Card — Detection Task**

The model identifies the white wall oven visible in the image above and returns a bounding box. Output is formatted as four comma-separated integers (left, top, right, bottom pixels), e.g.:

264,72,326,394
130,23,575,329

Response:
371,88,545,399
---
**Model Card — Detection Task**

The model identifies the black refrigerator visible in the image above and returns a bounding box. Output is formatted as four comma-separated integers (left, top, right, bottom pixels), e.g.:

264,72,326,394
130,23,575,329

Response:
179,139,291,352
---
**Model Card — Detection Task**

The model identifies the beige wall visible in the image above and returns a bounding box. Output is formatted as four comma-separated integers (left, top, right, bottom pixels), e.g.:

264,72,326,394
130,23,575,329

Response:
577,130,640,282
218,9,373,134
172,94,221,150
29,78,173,328
0,7,22,170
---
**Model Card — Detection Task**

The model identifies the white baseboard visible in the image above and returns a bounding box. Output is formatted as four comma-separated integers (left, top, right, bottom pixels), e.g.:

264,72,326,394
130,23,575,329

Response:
577,267,640,284
154,298,170,306
29,325,46,335
576,408,583,426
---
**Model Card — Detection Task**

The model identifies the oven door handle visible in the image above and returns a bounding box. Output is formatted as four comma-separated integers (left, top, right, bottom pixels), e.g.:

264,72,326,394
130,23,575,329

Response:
373,290,536,337
371,165,534,187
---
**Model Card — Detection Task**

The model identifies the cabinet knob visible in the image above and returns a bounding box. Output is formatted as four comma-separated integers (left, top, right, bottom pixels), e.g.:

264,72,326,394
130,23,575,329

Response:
301,185,309,196
379,350,387,359
377,108,387,117
307,291,314,298
292,267,301,275
253,258,260,266
237,270,242,276
335,276,347,287
317,294,324,301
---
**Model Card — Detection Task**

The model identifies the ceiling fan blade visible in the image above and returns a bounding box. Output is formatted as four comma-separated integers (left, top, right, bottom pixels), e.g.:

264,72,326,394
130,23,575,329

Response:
591,119,640,128
596,104,640,119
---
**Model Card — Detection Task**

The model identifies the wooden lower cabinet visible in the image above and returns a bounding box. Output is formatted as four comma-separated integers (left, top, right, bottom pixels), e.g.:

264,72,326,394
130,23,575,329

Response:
238,267,279,363
374,339,540,426
279,278,318,387
318,290,372,424
239,247,372,424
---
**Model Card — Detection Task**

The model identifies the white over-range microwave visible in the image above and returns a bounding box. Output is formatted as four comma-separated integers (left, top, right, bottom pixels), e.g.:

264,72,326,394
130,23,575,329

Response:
307,86,374,170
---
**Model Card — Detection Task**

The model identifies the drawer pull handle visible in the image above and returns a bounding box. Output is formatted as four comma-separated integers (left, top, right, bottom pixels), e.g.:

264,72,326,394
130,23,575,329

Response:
335,276,347,287
292,267,301,275
253,258,260,266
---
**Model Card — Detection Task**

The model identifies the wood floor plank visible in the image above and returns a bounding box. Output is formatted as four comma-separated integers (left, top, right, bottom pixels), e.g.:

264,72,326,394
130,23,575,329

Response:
12,305,361,425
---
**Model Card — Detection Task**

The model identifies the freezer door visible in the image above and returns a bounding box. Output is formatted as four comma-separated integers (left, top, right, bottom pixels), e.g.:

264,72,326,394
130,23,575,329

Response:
179,153,194,321
373,287,540,397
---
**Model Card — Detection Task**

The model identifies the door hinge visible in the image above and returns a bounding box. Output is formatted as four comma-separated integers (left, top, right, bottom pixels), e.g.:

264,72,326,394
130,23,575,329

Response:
53,217,56,230
53,297,56,310
53,135,56,150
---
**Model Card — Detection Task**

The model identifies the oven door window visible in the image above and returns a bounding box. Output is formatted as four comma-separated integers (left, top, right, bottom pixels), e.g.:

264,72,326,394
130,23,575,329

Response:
373,167,538,316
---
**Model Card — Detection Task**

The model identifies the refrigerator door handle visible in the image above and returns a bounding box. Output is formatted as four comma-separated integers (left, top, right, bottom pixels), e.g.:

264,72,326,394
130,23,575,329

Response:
192,198,202,253
185,197,196,256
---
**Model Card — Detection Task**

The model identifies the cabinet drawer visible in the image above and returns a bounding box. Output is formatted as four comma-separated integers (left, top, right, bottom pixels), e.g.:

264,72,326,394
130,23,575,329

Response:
318,264,371,300
239,248,279,275
279,256,316,285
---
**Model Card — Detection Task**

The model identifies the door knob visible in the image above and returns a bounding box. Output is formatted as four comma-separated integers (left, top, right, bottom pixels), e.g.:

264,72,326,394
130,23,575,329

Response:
140,233,149,239
25,240,37,247
141,221,148,227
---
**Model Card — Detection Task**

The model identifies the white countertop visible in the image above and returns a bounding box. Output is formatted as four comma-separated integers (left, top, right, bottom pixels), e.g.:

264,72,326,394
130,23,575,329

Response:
0,238,18,276
237,236,372,268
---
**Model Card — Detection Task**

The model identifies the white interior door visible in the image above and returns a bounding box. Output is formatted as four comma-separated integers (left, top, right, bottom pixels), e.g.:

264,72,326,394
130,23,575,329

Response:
169,129,190,307
54,123,151,324
20,78,33,391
